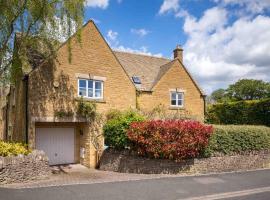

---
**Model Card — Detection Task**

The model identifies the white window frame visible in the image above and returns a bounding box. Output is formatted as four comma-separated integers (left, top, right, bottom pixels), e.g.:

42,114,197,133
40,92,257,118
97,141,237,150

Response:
170,91,184,107
78,79,103,100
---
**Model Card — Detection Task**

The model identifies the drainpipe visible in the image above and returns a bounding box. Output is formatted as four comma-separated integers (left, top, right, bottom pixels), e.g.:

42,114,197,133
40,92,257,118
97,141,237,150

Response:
5,94,9,141
202,94,207,118
23,75,29,144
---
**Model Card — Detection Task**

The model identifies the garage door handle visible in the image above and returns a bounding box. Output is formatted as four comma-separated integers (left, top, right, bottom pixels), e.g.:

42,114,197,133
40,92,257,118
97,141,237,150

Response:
55,153,58,157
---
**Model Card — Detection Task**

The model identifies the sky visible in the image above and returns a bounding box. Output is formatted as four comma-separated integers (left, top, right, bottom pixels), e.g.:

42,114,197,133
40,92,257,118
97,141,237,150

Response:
83,0,270,94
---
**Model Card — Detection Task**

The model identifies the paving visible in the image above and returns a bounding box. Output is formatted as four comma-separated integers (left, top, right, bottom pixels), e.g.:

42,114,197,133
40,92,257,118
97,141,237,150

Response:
1,164,187,189
0,168,270,200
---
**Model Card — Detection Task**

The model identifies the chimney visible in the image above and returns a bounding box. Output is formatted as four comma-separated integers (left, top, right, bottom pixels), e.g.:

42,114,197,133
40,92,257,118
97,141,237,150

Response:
173,45,183,62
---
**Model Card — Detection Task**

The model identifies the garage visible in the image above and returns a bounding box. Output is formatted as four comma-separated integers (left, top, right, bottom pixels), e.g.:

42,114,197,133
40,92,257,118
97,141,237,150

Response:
35,127,75,165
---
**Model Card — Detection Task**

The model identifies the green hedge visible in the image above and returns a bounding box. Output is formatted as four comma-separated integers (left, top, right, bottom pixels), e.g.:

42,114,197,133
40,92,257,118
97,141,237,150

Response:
0,141,30,157
202,125,270,157
206,98,270,126
103,110,145,149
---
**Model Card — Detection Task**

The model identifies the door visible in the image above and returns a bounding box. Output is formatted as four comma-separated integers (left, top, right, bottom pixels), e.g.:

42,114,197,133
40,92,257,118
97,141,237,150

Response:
35,127,75,165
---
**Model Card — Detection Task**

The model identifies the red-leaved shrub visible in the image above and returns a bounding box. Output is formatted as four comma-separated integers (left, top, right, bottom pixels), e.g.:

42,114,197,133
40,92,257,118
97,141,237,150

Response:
127,120,213,160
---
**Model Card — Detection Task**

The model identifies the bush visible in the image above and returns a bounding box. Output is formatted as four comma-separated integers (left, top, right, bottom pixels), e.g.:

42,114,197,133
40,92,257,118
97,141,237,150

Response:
127,120,213,160
202,125,270,157
103,110,145,149
0,141,30,157
206,98,270,126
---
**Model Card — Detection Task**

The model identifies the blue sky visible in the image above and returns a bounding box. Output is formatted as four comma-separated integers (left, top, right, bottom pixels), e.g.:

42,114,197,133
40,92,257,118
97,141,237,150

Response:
83,0,270,94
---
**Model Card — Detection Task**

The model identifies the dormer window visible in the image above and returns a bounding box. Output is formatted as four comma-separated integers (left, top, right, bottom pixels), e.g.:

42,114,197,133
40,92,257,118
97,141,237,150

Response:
132,76,141,84
78,79,103,99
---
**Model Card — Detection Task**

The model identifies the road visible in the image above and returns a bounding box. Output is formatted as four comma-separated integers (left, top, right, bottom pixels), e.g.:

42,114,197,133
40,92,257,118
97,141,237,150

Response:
1,169,270,200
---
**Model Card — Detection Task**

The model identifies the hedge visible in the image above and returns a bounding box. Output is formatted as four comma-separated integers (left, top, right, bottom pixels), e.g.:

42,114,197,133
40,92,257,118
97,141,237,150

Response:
206,98,270,126
202,125,270,157
0,141,30,157
103,110,145,149
128,120,213,160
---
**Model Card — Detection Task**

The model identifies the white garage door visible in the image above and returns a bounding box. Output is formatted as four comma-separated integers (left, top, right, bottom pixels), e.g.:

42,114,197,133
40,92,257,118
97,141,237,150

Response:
36,127,75,165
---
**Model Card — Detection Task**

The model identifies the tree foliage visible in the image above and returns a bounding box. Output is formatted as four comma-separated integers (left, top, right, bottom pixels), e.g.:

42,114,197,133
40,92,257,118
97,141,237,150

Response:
0,0,85,83
227,79,270,101
209,79,270,103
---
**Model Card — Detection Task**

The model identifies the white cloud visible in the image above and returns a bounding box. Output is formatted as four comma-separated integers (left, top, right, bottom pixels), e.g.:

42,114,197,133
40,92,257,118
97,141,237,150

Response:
106,29,162,57
159,0,180,14
131,28,150,37
214,0,270,14
114,46,163,57
182,7,270,94
107,30,118,41
85,0,109,9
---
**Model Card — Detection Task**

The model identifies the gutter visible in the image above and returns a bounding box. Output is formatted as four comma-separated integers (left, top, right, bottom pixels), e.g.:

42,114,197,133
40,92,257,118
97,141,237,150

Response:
23,75,29,144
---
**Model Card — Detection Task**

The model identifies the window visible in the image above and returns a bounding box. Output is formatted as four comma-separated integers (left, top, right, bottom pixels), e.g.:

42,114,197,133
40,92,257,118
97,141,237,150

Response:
78,79,103,99
132,76,141,84
171,92,184,107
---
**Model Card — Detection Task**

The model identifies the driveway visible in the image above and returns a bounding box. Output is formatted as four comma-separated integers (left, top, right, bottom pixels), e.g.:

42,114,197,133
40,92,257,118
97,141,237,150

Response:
1,168,270,200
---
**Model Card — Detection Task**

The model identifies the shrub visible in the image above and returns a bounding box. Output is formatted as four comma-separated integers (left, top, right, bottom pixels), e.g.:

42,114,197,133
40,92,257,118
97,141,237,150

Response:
141,104,199,121
103,110,145,149
127,120,213,160
202,125,270,157
206,98,270,126
77,100,97,121
0,141,31,157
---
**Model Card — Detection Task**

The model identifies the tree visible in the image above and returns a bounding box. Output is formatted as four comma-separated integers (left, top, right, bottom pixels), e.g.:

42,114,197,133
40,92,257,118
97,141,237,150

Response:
227,79,270,101
209,88,227,103
209,79,270,103
0,0,85,83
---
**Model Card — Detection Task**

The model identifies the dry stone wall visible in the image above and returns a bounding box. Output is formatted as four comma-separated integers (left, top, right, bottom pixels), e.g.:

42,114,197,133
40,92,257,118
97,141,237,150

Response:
99,149,270,174
0,150,51,184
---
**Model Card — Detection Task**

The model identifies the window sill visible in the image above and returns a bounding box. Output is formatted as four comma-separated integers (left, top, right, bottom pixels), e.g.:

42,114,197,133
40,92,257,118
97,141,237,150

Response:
75,97,106,103
169,106,185,110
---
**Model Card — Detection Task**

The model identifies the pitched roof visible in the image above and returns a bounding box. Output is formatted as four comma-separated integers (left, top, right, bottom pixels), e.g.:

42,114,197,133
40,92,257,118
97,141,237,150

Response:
114,51,205,95
113,51,171,91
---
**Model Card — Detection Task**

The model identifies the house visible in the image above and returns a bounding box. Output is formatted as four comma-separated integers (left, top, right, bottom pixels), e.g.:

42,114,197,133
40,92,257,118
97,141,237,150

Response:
0,20,205,168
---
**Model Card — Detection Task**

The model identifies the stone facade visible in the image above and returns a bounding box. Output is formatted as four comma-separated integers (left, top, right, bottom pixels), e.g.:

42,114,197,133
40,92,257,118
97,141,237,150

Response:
99,149,270,174
137,60,204,121
0,150,51,184
1,20,205,168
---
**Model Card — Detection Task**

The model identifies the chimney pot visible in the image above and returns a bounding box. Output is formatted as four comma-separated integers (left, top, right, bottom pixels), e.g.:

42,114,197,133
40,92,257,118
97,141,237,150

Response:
173,45,183,62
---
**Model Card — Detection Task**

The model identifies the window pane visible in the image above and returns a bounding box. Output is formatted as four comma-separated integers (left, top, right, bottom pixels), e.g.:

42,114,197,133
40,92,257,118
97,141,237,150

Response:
95,81,102,90
171,92,176,100
178,99,183,106
95,89,101,98
171,100,176,105
177,93,183,100
79,88,86,96
88,80,93,89
79,79,86,88
88,88,93,97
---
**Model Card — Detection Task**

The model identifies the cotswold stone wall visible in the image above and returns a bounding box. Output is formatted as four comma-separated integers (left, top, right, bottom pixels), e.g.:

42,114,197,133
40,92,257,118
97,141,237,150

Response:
99,149,270,174
0,150,51,184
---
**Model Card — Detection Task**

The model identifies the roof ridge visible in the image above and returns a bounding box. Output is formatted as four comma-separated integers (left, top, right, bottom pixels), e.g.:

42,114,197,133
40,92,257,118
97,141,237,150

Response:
113,49,170,61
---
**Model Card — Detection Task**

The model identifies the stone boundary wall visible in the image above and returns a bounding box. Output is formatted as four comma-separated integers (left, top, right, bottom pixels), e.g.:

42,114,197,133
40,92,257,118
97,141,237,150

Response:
0,150,51,184
99,149,270,174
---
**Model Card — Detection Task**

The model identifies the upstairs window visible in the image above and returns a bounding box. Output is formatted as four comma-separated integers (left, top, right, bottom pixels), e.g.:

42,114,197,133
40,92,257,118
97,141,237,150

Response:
171,92,184,107
78,79,103,99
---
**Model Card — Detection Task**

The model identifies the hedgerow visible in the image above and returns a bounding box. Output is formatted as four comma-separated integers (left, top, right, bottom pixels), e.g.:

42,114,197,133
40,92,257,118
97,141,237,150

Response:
206,98,270,126
202,125,270,157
